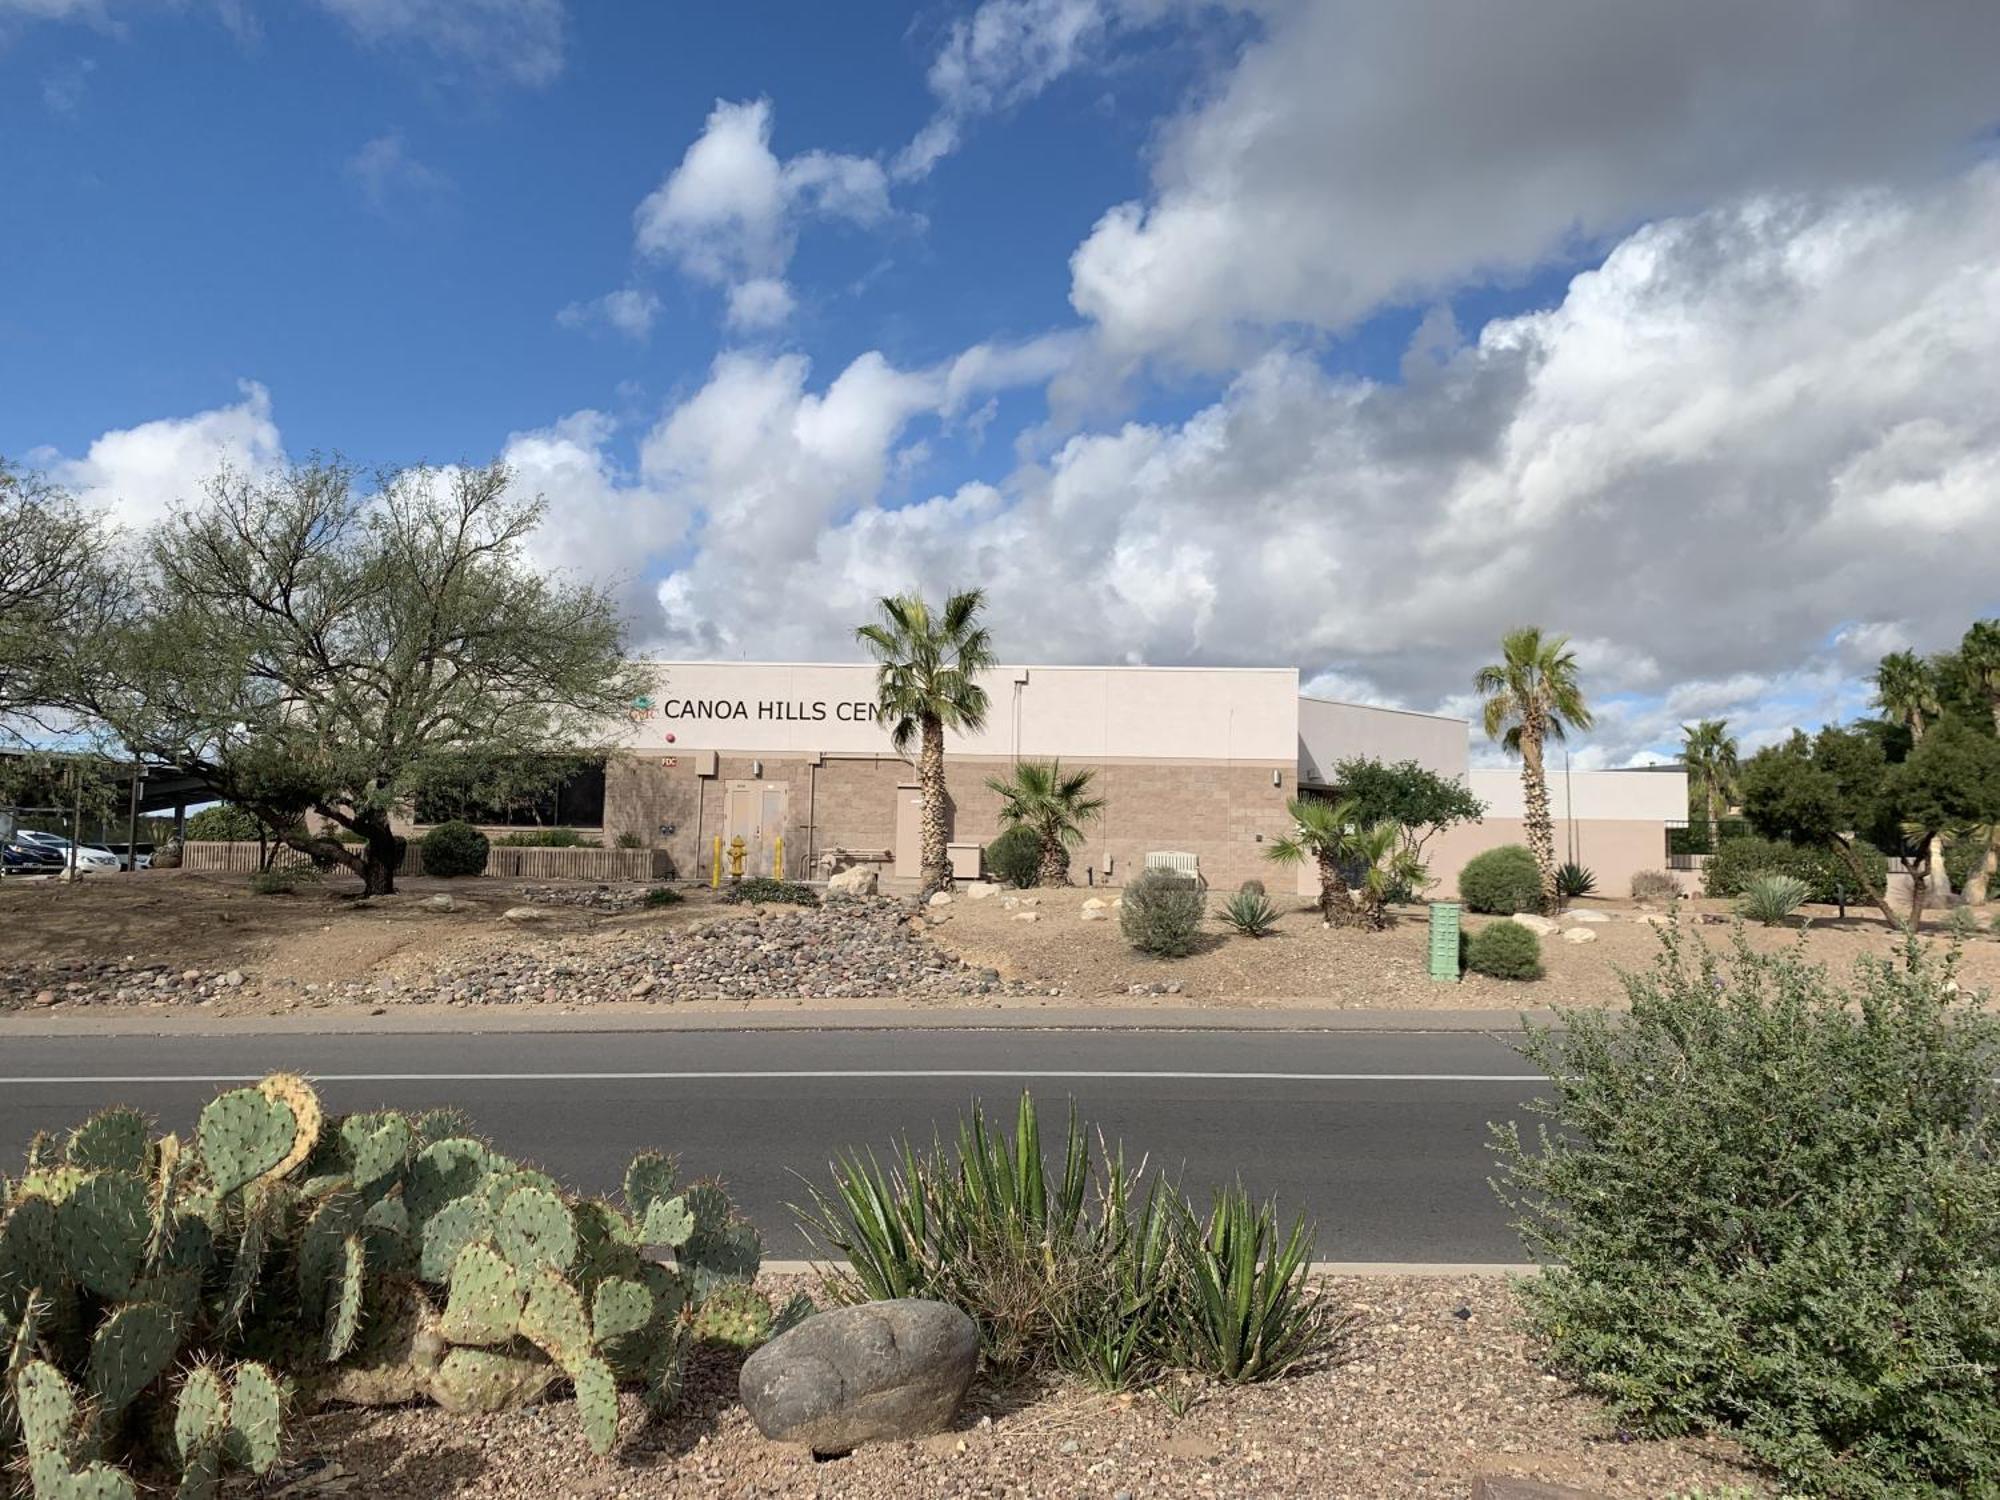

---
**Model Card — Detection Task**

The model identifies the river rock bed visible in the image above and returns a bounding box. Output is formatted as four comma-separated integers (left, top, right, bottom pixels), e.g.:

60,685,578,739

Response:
512,883,657,912
0,959,249,1010
386,897,1047,1004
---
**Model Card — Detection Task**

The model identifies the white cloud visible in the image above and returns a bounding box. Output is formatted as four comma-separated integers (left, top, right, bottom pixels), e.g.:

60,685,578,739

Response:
312,0,564,86
633,98,889,328
1070,0,2000,364
556,287,661,341
344,132,451,215
637,166,2000,766
35,381,286,534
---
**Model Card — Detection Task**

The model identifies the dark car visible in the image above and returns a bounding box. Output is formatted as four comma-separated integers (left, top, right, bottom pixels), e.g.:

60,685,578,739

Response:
3,839,66,875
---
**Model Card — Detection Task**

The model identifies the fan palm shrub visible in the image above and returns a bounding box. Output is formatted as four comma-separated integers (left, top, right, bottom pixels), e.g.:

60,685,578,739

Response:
856,589,995,896
1474,628,1593,913
984,759,1104,886
1265,797,1418,930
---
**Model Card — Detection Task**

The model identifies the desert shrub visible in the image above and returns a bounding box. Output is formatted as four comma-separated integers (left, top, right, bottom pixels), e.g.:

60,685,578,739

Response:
643,886,683,908
984,824,1042,889
1629,869,1682,903
798,1093,1335,1390
719,877,818,907
492,828,600,848
1458,844,1544,915
1495,934,2000,1499
0,1074,788,1492
419,820,489,878
1119,869,1206,957
1218,888,1278,937
185,804,263,841
1702,835,1888,904
614,831,645,850
1738,873,1810,926
1465,919,1542,979
247,864,318,895
1555,861,1596,899
1945,904,1982,939
1238,878,1266,897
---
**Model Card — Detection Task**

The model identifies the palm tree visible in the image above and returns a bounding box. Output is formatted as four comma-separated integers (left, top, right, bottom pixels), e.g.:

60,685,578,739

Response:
1875,649,1950,897
1474,628,1592,914
1957,621,2000,905
1680,719,1739,842
984,759,1105,886
857,589,995,895
1266,796,1416,930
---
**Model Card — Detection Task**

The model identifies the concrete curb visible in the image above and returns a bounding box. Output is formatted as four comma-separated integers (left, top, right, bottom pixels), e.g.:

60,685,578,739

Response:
0,1003,1562,1039
760,1259,1539,1277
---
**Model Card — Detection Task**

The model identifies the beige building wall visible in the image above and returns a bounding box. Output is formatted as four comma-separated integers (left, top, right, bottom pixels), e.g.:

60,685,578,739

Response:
1297,697,1468,783
1425,768,1693,900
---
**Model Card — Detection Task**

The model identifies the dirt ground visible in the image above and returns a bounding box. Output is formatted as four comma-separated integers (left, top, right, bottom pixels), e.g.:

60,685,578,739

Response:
304,1275,1775,1500
3,867,1994,1017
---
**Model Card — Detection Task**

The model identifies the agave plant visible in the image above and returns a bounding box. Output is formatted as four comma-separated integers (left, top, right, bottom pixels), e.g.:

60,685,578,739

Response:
1738,873,1811,926
1555,861,1597,899
1218,888,1278,938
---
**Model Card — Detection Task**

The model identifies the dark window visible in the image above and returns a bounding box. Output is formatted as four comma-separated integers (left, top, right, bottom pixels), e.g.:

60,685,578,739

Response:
416,760,606,829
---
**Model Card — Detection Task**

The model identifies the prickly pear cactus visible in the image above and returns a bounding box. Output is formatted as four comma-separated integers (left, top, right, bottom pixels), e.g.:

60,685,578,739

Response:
196,1089,297,1196
689,1281,775,1348
65,1109,149,1174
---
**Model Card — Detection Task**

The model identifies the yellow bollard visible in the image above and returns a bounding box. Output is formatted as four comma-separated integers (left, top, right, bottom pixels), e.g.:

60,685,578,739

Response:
711,835,721,888
773,834,785,882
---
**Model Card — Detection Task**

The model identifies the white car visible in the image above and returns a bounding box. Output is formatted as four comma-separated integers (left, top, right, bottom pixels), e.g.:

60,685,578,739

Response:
13,831,122,873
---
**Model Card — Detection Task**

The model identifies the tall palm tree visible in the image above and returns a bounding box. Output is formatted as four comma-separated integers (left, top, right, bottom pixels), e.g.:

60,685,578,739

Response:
1474,628,1592,914
1680,719,1739,839
1266,796,1418,930
1957,620,2000,905
984,759,1105,886
1875,649,1950,896
857,588,995,895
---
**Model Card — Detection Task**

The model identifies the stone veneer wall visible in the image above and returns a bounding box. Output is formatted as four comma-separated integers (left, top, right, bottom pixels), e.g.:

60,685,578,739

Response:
603,753,1296,890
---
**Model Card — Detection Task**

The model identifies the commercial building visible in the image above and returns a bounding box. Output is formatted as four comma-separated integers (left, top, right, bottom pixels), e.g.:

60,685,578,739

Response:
459,660,1687,896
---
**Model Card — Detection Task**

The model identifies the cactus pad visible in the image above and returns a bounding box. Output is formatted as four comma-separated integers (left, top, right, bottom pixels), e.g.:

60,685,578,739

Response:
689,1282,773,1349
338,1112,412,1189
85,1300,179,1416
255,1074,323,1180
589,1277,654,1375
323,1233,365,1361
15,1358,79,1456
226,1361,286,1474
404,1138,489,1224
520,1267,591,1365
568,1353,619,1455
27,1453,138,1500
623,1152,677,1216
418,1195,492,1283
429,1347,555,1414
771,1290,815,1337
172,1364,229,1461
197,1090,297,1196
440,1241,525,1345
639,1194,693,1249
494,1185,577,1274
56,1171,149,1299
65,1108,149,1174
2,1193,62,1297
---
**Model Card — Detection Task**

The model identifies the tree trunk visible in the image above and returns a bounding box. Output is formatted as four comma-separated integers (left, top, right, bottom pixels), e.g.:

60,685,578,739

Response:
1830,835,1904,931
1926,833,1953,902
1520,730,1557,915
1316,850,1360,926
918,715,950,896
1964,830,1997,907
1907,858,1929,932
1035,835,1070,887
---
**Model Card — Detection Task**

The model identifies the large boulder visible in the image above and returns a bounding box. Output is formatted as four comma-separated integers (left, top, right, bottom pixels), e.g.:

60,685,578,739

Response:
739,1299,977,1455
828,866,878,897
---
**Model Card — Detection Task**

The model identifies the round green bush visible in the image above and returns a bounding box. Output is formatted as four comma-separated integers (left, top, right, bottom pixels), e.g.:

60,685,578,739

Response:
1458,844,1544,915
185,804,263,842
1466,919,1542,980
420,820,490,878
985,824,1042,888
1119,869,1206,958
1701,835,1887,904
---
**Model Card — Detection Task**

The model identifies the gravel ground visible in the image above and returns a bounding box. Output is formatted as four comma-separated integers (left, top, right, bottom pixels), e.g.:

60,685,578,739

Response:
303,1276,1775,1499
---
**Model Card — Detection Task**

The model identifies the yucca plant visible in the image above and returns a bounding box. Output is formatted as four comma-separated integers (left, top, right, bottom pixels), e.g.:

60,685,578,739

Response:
1168,1185,1327,1383
1738,873,1811,926
1218,888,1278,937
1555,861,1596,899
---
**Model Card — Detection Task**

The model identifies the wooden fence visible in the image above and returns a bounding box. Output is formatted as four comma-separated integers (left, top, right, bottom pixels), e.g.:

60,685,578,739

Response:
179,842,671,881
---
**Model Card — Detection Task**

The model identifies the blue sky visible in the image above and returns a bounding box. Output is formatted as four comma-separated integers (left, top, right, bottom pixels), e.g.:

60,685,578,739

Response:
5,2,1999,767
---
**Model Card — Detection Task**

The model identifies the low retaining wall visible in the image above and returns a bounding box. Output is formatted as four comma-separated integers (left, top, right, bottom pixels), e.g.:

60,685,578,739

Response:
179,842,670,881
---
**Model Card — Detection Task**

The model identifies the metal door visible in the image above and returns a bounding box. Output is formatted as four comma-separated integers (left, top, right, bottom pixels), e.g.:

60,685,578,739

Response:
723,781,789,878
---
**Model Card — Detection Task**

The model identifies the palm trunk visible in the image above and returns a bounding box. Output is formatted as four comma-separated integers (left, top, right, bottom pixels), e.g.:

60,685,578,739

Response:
1316,850,1360,926
1907,858,1929,931
1926,833,1953,902
1035,836,1070,887
918,715,950,895
1520,730,1557,915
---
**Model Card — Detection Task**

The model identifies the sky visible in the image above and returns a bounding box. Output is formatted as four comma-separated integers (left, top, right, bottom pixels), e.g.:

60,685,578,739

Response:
4,0,2000,768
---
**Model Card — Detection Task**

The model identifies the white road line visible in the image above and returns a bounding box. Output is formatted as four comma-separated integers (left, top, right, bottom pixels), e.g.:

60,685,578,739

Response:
0,1069,1544,1085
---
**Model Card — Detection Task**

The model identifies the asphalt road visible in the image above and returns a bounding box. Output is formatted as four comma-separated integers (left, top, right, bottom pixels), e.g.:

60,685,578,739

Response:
0,1027,1545,1262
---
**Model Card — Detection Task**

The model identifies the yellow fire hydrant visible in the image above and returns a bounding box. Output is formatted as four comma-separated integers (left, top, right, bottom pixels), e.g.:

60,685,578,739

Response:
726,835,748,882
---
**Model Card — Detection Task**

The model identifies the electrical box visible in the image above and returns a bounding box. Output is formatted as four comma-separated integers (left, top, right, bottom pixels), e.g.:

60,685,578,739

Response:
1428,901,1462,983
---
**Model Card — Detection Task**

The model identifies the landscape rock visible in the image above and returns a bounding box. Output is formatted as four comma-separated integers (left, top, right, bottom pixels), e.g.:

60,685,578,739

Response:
1563,910,1609,923
1469,1476,1612,1500
1512,914,1559,936
1081,897,1108,912
962,881,998,900
827,866,878,897
421,894,457,913
1012,911,1040,923
739,1299,977,1456
927,891,954,908
501,906,559,924
1079,906,1106,921
1559,928,1597,944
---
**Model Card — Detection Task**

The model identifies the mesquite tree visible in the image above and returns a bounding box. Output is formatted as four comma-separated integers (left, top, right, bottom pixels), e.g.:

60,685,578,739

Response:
89,459,646,893
1474,628,1593,914
0,458,117,742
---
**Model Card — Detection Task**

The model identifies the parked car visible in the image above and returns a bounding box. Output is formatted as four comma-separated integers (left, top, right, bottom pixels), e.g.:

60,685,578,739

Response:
3,840,65,875
11,830,121,873
97,842,156,871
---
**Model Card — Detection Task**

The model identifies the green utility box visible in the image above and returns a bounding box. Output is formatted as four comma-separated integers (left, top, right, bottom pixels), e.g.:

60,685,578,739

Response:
1428,901,1462,982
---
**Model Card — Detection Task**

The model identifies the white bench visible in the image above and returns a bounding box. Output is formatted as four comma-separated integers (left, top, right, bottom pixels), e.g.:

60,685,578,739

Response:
1143,850,1202,885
